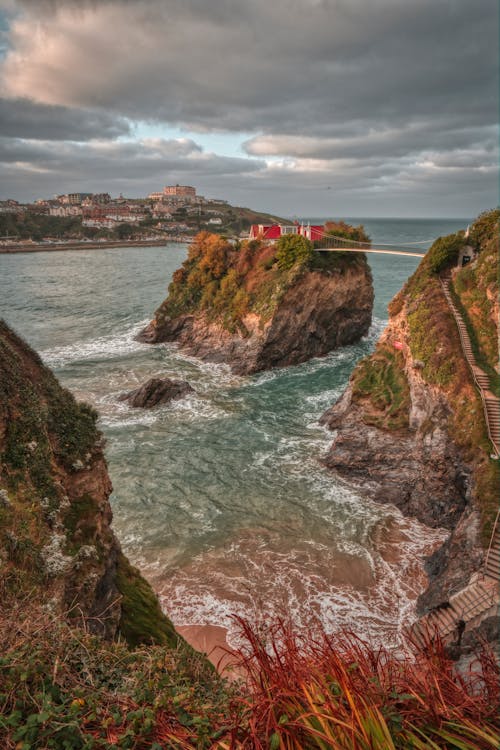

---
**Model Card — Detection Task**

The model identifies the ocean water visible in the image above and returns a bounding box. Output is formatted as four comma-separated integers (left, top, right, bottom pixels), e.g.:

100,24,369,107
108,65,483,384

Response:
0,217,468,646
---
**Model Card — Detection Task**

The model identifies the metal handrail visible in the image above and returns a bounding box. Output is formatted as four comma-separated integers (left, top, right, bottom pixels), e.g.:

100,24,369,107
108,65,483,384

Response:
430,585,498,637
455,586,497,623
484,506,500,574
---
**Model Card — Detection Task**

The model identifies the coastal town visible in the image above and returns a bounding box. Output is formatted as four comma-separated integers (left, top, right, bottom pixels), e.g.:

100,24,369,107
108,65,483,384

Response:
0,184,289,250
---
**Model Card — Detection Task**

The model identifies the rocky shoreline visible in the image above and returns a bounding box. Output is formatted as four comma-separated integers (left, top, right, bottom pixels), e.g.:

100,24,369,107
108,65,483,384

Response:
0,238,172,253
319,213,499,653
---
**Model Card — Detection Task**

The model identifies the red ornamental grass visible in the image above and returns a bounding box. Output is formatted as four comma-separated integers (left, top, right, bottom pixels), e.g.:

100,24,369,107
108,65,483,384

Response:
228,617,500,750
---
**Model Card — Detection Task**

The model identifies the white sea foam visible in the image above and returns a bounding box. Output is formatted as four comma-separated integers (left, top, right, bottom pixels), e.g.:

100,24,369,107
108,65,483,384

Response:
41,319,152,367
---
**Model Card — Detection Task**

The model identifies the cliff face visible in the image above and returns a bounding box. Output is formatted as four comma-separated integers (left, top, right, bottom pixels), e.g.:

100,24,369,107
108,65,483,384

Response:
321,210,499,614
139,231,374,374
0,320,177,647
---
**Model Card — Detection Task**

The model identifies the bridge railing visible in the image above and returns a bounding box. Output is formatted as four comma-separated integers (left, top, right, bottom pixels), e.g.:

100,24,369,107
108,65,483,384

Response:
315,233,371,250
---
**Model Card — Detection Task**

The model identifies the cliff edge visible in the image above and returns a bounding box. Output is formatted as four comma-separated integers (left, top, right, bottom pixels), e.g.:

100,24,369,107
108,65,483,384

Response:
321,209,499,616
139,229,374,374
0,319,178,648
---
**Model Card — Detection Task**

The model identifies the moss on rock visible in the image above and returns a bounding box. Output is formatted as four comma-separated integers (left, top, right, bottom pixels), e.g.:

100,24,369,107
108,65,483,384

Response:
116,552,179,648
351,345,410,430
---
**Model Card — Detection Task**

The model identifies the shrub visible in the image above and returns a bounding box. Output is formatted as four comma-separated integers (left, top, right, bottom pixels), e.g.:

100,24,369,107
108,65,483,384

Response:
426,233,464,274
324,220,371,244
352,345,410,430
468,208,499,252
275,234,314,270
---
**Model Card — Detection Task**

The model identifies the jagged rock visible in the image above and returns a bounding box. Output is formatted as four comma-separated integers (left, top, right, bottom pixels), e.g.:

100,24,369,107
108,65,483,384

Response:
321,218,499,634
0,319,179,648
119,377,194,408
138,234,374,374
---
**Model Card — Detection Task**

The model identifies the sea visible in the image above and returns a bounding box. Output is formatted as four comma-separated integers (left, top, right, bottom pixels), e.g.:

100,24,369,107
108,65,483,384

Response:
0,217,469,647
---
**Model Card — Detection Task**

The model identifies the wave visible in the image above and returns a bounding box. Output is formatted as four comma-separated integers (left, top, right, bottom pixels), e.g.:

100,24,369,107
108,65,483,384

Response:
153,510,446,650
41,319,152,367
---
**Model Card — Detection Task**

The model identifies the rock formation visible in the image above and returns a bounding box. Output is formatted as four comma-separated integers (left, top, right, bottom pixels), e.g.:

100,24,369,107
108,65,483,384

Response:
321,209,499,623
138,231,374,374
0,319,178,647
119,377,194,408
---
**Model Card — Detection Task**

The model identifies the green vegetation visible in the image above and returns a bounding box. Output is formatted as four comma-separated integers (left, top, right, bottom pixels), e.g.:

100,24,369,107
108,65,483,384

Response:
275,234,314,270
383,210,499,543
0,320,181,652
0,611,498,749
352,345,410,430
452,209,499,394
324,220,371,244
157,227,370,331
389,231,466,308
0,320,98,485
426,233,464,274
116,553,179,648
468,207,499,253
0,211,118,242
0,605,229,750
407,281,458,388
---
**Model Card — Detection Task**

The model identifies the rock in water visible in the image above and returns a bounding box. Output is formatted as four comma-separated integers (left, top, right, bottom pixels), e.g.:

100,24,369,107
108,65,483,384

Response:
120,377,194,408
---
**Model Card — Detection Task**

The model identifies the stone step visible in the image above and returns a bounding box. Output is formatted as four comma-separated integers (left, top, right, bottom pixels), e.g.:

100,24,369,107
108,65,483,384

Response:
429,606,458,631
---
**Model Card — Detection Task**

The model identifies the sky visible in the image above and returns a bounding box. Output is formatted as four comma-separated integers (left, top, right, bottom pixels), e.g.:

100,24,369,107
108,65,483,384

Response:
0,0,497,217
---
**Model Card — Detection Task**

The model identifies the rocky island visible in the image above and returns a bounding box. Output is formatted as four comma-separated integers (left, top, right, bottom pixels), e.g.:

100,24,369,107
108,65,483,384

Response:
138,228,374,374
321,209,499,647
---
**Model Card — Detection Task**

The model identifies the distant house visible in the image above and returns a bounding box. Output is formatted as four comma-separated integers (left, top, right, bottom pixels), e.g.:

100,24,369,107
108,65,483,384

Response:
248,223,325,242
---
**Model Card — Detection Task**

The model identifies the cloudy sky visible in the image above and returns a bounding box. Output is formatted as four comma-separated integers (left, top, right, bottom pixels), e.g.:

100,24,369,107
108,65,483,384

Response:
0,0,497,216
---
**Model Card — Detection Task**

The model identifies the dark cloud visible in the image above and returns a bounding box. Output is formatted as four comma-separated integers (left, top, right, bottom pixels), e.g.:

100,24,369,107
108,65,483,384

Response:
0,0,497,215
0,97,131,139
2,1,497,135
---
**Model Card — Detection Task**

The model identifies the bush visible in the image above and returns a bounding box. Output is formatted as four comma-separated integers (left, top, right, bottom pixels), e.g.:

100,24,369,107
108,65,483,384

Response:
468,208,499,252
324,220,371,244
426,233,464,274
275,234,314,270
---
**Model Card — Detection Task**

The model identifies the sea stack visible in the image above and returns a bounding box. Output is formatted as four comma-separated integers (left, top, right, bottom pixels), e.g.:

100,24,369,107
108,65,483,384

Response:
138,230,374,375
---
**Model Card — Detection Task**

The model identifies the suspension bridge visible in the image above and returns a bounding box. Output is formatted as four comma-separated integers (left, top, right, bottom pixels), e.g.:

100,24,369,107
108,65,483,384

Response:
314,233,426,258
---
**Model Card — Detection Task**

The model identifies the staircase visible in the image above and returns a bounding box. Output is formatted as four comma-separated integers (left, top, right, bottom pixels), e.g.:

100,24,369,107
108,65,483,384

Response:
441,278,500,458
410,577,498,650
408,279,500,650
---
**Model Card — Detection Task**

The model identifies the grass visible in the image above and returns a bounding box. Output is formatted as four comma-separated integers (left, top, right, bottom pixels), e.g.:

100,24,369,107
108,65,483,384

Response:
115,553,180,649
351,345,410,430
0,611,498,749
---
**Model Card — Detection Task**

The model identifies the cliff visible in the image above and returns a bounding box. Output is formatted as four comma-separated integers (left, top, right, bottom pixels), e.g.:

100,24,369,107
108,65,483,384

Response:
139,230,374,374
0,319,178,647
321,209,499,614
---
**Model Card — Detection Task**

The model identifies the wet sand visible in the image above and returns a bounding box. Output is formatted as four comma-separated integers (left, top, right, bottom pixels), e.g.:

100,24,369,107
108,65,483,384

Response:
177,624,242,677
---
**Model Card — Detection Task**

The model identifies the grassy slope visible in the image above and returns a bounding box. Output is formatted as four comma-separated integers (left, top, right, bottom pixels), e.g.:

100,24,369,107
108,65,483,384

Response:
350,209,499,544
0,320,178,647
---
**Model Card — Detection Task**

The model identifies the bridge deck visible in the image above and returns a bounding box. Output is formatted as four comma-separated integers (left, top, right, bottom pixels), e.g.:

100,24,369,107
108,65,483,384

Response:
314,247,425,258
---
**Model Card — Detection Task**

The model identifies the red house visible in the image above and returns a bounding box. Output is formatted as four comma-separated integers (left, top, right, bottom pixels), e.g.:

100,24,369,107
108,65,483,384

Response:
249,223,325,242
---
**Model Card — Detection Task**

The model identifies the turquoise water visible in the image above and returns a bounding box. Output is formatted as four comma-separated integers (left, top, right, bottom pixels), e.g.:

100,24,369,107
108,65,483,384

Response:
0,218,467,645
